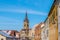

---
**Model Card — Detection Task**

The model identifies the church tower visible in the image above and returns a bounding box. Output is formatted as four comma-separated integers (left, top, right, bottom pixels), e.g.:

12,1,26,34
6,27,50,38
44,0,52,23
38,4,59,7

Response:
24,11,29,29
23,11,29,37
20,11,30,40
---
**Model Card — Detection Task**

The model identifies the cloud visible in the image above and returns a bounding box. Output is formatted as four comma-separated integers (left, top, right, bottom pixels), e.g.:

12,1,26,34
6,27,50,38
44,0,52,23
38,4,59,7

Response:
0,16,20,25
0,8,47,16
0,16,21,30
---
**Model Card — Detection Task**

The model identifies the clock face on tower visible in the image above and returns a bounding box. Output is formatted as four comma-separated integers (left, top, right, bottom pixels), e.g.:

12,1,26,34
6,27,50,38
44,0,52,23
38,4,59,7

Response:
24,22,29,29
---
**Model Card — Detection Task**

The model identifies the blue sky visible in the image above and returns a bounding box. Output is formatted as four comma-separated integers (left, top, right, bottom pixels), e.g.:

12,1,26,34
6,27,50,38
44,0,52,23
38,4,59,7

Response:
0,0,54,31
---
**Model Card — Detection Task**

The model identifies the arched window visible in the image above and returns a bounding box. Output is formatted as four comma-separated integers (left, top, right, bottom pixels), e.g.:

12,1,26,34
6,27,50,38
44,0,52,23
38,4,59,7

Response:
27,24,29,27
1,38,3,40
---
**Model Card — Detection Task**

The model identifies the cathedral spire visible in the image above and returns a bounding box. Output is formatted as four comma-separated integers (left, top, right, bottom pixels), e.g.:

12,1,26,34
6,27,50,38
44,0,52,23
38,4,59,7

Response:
24,11,29,29
24,11,29,22
25,11,28,19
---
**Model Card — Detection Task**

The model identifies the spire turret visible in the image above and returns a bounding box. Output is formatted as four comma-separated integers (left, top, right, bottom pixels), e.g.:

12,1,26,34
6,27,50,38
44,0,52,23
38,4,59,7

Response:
24,11,29,23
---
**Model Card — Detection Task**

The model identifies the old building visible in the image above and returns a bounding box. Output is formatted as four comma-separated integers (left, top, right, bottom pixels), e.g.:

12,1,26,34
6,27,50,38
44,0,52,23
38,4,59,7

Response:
48,0,58,40
0,31,18,40
23,11,29,36
2,30,20,38
44,18,49,40
41,18,49,40
29,25,36,40
28,29,32,40
35,23,42,40
20,12,30,40
57,0,60,40
41,23,45,40
29,29,35,40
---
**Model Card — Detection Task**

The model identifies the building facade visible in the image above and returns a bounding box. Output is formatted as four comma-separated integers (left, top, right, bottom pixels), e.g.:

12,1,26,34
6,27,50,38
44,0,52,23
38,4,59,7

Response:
35,23,42,40
48,0,58,40
57,0,60,40
0,34,6,40
44,18,49,40
0,31,18,40
29,28,35,40
41,23,45,40
1,30,20,38
23,12,29,37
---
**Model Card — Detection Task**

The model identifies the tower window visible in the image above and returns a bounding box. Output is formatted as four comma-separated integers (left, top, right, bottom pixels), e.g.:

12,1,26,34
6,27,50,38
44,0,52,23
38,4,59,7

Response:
24,24,26,26
1,38,3,40
27,24,29,27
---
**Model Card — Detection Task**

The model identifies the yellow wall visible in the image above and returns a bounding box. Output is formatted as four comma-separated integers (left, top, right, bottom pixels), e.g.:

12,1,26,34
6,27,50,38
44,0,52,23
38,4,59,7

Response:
48,5,58,40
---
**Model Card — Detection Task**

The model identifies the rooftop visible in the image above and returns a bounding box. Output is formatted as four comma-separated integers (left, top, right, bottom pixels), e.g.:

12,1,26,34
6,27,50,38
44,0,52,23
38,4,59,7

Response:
0,31,15,38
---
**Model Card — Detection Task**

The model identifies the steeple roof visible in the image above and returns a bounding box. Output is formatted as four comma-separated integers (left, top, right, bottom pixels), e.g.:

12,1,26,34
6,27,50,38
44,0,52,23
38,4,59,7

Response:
24,11,29,22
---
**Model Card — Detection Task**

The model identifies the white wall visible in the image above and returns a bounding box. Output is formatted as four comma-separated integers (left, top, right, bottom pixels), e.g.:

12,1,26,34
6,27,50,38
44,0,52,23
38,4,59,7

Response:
58,2,60,32
57,0,60,32
0,35,6,40
45,19,49,40
41,28,45,40
58,32,60,40
58,1,60,40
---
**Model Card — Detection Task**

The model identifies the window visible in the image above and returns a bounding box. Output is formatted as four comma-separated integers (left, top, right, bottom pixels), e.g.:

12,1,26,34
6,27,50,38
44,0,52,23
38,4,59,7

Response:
14,32,16,36
49,16,52,23
43,31,45,33
49,18,51,23
52,13,55,24
59,5,60,8
52,15,54,22
55,9,57,16
32,33,33,36
24,24,26,27
1,38,3,40
47,30,48,37
27,24,29,27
